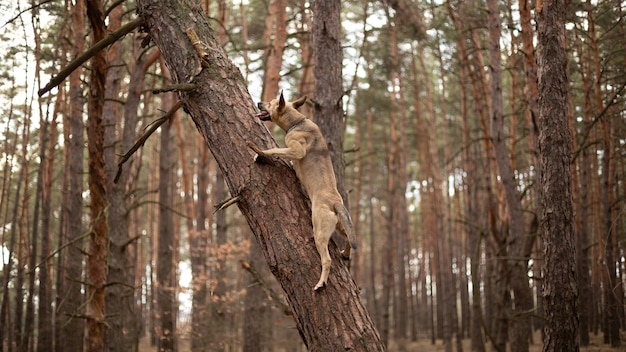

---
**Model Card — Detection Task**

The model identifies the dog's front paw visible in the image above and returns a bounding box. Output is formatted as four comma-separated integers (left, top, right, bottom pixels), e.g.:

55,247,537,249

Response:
247,141,270,163
247,141,263,154
313,282,326,291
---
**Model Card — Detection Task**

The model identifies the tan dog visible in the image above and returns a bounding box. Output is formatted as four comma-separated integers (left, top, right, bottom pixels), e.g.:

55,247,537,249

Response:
249,92,357,291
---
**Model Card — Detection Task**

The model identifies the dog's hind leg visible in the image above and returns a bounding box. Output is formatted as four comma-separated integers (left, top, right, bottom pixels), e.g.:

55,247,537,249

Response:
312,207,338,291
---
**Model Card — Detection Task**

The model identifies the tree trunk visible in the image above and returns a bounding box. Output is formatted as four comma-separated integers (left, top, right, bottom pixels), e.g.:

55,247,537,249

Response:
32,8,54,347
262,0,287,101
57,1,86,350
243,239,271,352
103,5,136,350
487,1,533,350
23,110,43,352
192,145,210,352
0,104,27,352
85,0,108,350
135,1,384,350
210,171,228,351
536,0,579,350
157,92,177,351
459,57,486,352
312,0,346,202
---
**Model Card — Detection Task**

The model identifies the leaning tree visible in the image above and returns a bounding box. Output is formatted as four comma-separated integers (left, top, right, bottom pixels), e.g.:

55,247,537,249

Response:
131,0,385,350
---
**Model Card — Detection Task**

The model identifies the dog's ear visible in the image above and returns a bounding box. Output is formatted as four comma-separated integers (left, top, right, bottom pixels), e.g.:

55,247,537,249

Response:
292,95,307,110
278,91,286,111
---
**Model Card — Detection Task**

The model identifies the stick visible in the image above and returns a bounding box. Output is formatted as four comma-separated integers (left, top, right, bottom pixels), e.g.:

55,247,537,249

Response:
114,100,183,183
214,196,240,213
152,83,197,94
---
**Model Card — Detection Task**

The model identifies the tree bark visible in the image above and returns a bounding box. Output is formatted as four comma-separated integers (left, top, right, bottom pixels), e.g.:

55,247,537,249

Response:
486,1,533,350
135,1,384,350
192,143,211,351
210,171,228,351
85,0,108,350
103,4,137,350
536,0,579,350
57,1,86,350
157,92,177,351
262,0,287,101
312,0,346,202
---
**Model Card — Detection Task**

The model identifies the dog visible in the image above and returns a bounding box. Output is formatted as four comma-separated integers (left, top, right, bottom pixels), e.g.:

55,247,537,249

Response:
248,92,357,291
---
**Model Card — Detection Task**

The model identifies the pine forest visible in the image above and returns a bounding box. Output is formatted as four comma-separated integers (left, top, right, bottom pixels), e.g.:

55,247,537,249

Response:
0,0,624,351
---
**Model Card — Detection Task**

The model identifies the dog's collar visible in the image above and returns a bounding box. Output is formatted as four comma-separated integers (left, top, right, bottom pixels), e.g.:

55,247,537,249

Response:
287,118,307,133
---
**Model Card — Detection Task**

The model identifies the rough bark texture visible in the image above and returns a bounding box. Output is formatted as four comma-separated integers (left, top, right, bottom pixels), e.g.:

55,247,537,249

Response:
536,0,580,351
135,1,384,350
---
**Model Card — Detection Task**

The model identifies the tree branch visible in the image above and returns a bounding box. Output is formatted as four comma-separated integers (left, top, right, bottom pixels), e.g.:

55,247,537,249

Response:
38,16,145,97
114,100,183,183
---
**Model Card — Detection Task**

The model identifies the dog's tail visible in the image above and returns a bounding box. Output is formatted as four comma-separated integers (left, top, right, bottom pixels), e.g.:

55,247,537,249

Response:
334,203,357,249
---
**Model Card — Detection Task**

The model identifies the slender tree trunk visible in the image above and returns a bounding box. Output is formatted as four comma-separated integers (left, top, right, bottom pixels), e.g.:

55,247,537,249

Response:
262,0,287,101
31,7,55,347
295,0,314,114
0,106,27,352
210,171,228,351
175,109,209,352
366,109,380,331
585,1,621,346
85,0,109,350
487,1,533,350
57,0,86,349
312,0,346,201
157,92,177,351
136,1,384,350
243,239,271,352
103,5,135,350
536,0,579,350
38,103,57,352
23,95,43,352
192,145,210,352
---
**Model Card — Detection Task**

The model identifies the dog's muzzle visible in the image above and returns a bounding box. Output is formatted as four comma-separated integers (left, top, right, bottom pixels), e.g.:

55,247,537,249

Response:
255,103,271,121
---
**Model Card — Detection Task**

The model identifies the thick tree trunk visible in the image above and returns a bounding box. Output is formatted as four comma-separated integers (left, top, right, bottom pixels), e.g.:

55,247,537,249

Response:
536,0,579,350
135,1,384,350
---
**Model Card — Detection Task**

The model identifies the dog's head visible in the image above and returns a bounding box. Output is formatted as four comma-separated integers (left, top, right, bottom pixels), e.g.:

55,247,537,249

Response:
256,92,307,123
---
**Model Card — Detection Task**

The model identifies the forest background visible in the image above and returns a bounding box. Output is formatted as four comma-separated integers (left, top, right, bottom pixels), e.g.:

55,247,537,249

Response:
0,0,624,351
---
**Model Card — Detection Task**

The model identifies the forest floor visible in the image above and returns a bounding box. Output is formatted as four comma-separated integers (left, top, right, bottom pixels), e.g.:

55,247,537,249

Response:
138,331,624,351
391,331,623,352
